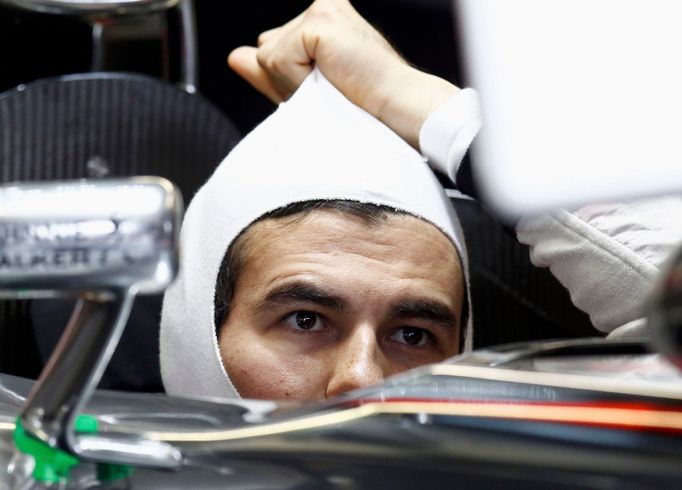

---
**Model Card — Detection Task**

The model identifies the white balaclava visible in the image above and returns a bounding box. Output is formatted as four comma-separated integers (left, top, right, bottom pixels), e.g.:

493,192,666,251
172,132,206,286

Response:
160,69,471,399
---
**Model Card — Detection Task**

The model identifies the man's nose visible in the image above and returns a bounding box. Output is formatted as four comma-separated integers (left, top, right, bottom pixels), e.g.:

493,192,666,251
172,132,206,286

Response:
325,326,386,398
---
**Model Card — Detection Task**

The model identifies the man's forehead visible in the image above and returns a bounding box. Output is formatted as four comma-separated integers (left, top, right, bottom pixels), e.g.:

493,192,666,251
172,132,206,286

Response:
235,208,464,302
248,207,455,247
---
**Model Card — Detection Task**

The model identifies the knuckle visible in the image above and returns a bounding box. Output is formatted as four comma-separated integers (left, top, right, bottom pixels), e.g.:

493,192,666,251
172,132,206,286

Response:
308,0,338,21
257,31,271,47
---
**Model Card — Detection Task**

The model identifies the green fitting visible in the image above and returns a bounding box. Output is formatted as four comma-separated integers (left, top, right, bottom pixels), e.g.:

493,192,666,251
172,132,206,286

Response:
12,414,100,483
74,414,98,434
13,419,79,483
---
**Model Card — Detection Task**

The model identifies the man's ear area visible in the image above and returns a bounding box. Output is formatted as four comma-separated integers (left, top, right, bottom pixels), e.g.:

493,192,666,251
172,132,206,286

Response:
213,213,307,341
214,221,261,338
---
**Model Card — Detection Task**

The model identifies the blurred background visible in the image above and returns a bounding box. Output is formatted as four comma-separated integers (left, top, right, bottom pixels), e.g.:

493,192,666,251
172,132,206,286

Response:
0,0,463,135
0,0,597,392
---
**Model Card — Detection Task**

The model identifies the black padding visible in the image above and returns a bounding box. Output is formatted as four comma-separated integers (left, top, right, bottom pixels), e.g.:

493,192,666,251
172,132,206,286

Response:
0,72,239,195
0,300,42,379
0,73,241,390
451,199,599,348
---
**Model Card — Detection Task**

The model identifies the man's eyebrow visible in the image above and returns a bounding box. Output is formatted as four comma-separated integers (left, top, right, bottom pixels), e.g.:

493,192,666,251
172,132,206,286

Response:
388,298,458,329
259,282,351,312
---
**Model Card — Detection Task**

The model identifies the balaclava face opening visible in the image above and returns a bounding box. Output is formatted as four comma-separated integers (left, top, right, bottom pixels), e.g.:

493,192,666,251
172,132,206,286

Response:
160,69,472,399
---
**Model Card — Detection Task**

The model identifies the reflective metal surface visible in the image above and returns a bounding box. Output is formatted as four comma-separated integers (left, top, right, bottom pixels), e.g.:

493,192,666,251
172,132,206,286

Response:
0,0,177,16
3,338,682,488
177,0,197,93
0,178,181,295
0,178,183,472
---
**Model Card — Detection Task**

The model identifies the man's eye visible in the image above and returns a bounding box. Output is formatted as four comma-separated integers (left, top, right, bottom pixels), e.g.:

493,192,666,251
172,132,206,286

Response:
390,327,430,347
283,311,323,332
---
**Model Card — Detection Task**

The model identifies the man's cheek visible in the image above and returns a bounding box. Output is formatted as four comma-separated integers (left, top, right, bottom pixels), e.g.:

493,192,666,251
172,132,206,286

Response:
226,340,325,400
260,325,333,356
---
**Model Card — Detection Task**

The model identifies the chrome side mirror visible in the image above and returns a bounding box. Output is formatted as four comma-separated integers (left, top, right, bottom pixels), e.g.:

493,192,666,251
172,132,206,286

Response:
0,178,183,478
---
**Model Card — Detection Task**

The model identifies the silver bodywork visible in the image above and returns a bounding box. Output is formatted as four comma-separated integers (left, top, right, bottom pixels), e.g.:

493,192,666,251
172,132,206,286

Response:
3,342,682,488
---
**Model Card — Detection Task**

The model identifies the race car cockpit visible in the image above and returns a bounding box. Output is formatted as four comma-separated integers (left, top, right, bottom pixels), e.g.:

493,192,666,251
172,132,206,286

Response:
1,1,682,488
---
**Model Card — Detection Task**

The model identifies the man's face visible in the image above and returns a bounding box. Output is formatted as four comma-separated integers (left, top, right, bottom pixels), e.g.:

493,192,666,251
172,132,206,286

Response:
218,210,464,401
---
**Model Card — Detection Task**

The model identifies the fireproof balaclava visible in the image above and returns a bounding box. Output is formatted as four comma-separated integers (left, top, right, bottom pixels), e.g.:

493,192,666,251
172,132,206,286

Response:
160,69,471,399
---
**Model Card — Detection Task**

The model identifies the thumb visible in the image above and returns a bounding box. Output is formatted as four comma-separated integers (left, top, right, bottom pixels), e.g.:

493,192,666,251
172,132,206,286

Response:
227,46,284,103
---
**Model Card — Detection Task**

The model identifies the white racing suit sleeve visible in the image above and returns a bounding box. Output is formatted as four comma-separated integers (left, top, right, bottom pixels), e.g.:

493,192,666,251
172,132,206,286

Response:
516,198,682,337
419,88,482,183
419,89,682,337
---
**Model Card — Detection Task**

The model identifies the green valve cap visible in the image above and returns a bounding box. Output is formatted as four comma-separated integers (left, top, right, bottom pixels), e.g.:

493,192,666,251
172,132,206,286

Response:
13,419,79,483
12,414,101,483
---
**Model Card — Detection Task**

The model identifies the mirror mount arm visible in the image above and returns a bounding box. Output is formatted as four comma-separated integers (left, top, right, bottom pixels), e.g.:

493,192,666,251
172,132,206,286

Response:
21,292,133,452
19,290,181,471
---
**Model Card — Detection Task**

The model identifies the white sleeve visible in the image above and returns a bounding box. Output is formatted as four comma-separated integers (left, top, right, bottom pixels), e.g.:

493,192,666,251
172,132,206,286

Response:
418,90,682,339
516,196,682,337
419,88,482,183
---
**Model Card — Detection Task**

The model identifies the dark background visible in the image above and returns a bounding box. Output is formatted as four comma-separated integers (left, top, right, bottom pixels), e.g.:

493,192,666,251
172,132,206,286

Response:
0,0,597,391
0,0,464,135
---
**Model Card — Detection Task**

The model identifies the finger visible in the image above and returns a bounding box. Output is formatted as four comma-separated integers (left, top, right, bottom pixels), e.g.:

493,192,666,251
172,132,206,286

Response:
257,10,307,46
227,46,285,103
256,41,314,96
257,19,319,86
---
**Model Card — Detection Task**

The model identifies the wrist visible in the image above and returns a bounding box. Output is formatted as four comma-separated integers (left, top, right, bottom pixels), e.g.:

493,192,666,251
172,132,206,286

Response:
373,66,460,150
